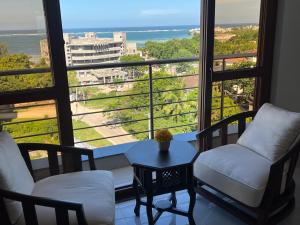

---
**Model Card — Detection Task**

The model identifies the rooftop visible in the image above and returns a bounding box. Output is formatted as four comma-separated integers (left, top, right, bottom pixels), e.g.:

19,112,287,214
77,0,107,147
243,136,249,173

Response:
64,32,125,45
91,68,127,78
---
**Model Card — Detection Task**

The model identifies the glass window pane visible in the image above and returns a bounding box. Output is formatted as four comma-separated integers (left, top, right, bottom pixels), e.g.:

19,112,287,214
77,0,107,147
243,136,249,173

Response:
211,78,256,124
60,0,201,147
1,100,59,159
0,0,53,92
214,0,261,67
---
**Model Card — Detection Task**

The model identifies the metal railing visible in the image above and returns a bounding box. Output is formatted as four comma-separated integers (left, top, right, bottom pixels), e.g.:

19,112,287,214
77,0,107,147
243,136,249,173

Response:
69,53,256,145
70,63,199,143
0,53,257,145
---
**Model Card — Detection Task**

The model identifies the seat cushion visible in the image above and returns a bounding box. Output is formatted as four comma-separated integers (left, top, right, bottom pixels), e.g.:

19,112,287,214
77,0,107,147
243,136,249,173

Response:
28,171,115,225
237,103,300,162
194,144,272,207
0,132,35,224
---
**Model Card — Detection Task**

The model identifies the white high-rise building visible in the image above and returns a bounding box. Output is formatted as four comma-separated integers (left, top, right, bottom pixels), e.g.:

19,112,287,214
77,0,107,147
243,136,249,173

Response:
63,32,138,85
64,32,127,67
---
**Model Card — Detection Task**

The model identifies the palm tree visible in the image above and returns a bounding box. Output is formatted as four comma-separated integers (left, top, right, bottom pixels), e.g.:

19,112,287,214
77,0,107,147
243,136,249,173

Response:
162,91,185,123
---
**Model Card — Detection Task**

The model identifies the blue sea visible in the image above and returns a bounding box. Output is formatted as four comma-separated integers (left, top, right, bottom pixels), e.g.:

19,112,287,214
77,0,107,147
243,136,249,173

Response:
0,25,199,57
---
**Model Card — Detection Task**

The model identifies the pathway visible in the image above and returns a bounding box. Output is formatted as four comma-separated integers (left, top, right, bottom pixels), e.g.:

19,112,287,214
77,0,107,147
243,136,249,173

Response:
71,103,137,145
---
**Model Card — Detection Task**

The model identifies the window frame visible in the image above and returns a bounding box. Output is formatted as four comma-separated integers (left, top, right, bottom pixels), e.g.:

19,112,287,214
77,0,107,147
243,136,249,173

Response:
0,0,279,173
0,0,77,172
198,0,279,131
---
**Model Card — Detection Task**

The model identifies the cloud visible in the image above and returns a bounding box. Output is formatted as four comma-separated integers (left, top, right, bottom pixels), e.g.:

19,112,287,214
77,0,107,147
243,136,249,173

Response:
140,9,181,16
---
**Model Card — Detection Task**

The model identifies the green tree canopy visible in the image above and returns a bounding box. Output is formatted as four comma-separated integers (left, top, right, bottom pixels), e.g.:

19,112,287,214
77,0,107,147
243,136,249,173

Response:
120,54,147,78
143,28,258,59
214,28,258,55
120,54,144,63
142,35,199,60
0,54,31,70
172,49,194,73
0,54,52,92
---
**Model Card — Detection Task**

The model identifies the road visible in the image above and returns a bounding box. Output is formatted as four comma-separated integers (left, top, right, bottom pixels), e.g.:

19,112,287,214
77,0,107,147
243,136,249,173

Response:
71,103,137,145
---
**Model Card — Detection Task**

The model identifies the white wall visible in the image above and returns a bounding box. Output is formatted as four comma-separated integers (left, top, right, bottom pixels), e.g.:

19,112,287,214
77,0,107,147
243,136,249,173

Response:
271,0,300,112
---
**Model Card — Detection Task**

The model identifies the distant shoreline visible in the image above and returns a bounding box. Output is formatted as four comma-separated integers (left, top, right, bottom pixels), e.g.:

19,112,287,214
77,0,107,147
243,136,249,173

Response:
0,24,258,58
0,23,258,33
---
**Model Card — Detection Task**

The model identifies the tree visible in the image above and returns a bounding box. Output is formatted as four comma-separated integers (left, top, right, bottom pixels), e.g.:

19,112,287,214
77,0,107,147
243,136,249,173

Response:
120,54,144,63
120,54,147,79
162,91,185,122
142,35,199,60
0,54,52,92
0,53,30,70
225,61,256,101
214,27,258,56
142,27,258,61
104,71,190,139
172,49,194,73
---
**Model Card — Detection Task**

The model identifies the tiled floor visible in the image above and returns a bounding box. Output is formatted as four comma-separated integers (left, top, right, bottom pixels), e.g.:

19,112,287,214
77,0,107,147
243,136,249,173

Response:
115,166,300,225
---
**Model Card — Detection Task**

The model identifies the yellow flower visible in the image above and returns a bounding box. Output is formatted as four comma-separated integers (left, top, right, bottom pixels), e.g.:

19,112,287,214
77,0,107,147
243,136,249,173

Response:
155,129,173,142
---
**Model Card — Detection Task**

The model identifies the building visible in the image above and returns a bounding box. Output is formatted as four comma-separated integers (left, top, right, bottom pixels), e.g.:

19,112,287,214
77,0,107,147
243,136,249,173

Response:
40,32,138,85
65,32,141,84
64,32,128,67
40,39,51,65
40,32,138,82
126,42,140,56
77,68,128,85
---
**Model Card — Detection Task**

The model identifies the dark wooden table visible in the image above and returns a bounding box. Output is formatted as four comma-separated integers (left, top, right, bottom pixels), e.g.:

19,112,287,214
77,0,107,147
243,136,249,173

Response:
125,140,198,225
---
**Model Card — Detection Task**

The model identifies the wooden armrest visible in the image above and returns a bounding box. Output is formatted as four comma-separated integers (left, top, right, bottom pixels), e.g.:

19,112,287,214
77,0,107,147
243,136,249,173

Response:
0,189,88,225
196,111,257,151
266,143,300,200
18,143,96,178
18,143,93,156
272,142,300,168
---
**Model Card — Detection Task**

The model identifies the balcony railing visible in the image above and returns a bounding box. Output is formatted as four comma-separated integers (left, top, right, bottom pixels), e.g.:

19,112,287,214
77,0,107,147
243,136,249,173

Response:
0,53,256,149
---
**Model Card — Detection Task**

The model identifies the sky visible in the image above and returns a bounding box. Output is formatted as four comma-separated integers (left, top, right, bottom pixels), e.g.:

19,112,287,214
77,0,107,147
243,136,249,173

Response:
0,0,260,30
59,0,200,28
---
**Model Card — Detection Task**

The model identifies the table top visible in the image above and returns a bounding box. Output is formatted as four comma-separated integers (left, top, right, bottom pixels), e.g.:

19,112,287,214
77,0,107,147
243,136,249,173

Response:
125,140,198,170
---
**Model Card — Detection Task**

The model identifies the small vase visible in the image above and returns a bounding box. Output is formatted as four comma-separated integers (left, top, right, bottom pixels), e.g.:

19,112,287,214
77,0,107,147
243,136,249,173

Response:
158,141,170,152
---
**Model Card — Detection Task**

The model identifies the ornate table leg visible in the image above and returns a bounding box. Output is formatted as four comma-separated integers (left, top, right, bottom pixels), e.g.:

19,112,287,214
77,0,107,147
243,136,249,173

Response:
146,192,154,225
145,170,154,225
133,168,141,216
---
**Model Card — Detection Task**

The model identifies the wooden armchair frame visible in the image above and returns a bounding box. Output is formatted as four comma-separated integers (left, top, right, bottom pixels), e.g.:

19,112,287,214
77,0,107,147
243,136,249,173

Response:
194,111,300,225
0,143,96,225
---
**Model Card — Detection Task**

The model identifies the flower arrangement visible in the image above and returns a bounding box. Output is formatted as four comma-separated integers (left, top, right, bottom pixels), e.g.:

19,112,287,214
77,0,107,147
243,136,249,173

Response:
155,129,173,142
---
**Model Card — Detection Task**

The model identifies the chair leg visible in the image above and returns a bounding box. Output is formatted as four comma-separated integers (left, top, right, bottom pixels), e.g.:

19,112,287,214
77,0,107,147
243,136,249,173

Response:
267,197,295,225
257,213,268,225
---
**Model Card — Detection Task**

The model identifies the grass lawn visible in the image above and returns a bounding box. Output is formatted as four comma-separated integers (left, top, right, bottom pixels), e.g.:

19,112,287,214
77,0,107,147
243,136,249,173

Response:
83,97,113,109
72,119,112,148
83,91,121,109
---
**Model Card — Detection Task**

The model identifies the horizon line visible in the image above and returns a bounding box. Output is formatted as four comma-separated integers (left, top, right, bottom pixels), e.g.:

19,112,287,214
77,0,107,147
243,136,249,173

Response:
0,23,259,32
62,22,258,30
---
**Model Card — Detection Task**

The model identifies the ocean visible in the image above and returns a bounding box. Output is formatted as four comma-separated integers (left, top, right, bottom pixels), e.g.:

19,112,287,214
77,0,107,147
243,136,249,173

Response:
0,25,199,58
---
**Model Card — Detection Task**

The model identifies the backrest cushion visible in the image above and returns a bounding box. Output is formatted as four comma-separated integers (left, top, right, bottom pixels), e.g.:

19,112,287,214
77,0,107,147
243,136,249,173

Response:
0,132,35,224
237,103,300,162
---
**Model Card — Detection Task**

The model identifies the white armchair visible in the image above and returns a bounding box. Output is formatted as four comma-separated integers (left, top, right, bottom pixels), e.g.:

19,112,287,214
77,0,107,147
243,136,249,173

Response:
0,132,115,225
194,103,300,225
